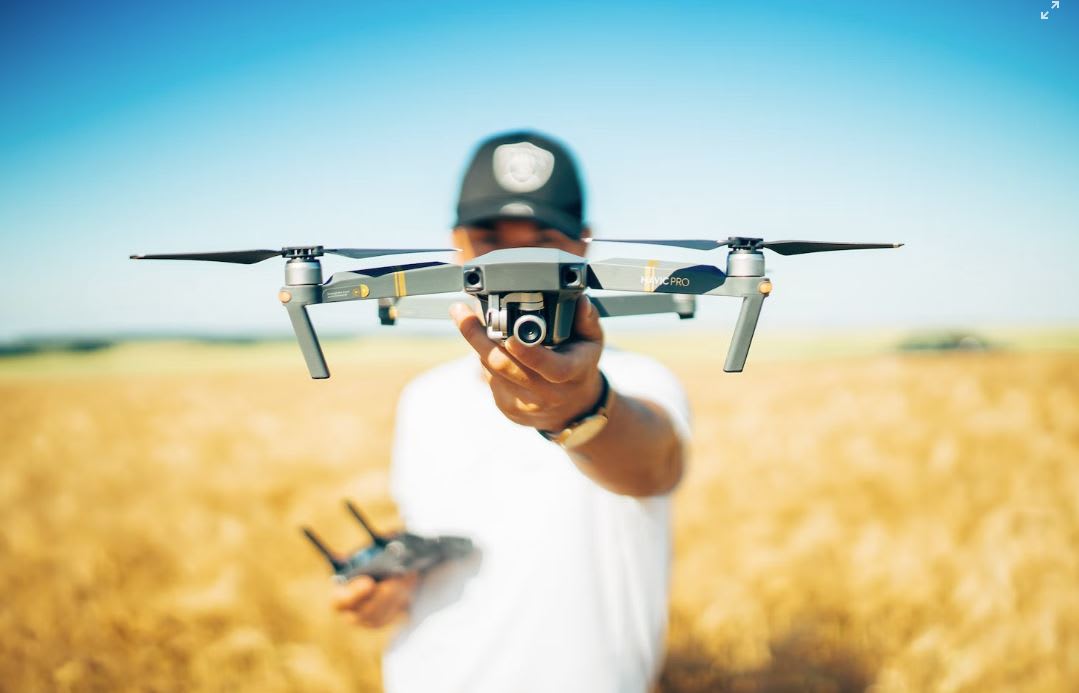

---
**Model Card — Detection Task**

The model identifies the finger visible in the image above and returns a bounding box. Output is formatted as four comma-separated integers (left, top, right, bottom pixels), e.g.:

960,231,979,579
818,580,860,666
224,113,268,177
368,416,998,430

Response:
572,295,605,344
486,345,540,386
449,299,482,320
450,302,490,349
332,576,376,611
505,336,600,384
504,337,571,382
345,569,416,626
452,303,541,386
355,577,410,626
487,375,548,419
387,581,415,621
451,304,510,374
478,354,556,394
400,571,420,591
386,573,420,619
358,582,413,628
354,587,394,626
504,297,603,383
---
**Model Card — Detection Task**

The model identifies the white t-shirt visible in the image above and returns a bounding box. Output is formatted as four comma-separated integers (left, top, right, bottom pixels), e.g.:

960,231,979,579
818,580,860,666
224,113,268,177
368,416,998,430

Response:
383,348,692,693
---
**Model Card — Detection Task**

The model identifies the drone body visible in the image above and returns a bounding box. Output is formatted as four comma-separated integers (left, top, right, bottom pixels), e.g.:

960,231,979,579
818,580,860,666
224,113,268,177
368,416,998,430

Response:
302,501,473,583
130,236,902,379
274,245,770,376
463,248,587,346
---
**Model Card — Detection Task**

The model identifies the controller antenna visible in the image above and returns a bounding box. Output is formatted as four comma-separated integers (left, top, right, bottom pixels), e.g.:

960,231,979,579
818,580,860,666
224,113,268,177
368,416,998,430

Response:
345,501,389,547
301,527,346,571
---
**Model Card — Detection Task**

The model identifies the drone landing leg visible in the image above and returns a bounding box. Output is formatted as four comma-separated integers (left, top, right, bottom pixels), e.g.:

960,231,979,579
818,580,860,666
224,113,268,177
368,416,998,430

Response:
724,294,765,372
285,302,329,379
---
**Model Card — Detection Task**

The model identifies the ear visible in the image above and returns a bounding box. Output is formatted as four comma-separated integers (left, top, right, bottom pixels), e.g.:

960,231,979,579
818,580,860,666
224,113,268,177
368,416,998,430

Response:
451,227,473,263
571,226,592,256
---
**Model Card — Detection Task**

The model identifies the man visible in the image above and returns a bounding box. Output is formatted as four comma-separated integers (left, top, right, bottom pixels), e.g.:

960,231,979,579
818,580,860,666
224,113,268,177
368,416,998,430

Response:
332,131,691,693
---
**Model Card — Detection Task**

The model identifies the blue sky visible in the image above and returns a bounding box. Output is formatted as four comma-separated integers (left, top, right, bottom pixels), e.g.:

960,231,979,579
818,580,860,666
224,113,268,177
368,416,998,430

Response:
1,1,1077,339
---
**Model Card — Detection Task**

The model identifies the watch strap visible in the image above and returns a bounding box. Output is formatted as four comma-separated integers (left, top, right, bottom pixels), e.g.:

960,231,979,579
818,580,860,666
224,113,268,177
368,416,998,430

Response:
538,371,611,443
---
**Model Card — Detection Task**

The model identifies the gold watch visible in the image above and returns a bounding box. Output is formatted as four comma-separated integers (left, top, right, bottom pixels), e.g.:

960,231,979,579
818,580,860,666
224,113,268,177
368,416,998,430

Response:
538,372,612,450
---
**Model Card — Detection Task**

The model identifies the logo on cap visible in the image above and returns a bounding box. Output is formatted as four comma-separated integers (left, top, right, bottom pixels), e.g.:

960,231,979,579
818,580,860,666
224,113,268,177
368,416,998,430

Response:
492,142,555,193
499,202,535,216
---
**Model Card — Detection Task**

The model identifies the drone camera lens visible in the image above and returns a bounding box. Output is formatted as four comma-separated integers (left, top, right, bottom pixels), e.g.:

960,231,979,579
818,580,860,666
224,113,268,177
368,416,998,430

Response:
513,314,547,346
517,321,543,344
562,267,581,287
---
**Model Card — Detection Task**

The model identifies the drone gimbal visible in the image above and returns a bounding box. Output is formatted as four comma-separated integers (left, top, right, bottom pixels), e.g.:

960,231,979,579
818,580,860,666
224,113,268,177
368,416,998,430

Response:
131,236,901,379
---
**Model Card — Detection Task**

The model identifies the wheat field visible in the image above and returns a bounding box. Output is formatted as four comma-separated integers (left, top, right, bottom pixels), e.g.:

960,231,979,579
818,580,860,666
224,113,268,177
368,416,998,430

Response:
1,334,1077,692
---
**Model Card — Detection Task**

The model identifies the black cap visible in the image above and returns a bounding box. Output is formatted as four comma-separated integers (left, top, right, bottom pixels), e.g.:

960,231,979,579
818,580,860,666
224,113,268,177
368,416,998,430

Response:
455,131,586,239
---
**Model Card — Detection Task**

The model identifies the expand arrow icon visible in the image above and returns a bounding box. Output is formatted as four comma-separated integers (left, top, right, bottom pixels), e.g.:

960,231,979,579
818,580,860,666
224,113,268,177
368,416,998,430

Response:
1041,10,1049,18
1051,0,1059,8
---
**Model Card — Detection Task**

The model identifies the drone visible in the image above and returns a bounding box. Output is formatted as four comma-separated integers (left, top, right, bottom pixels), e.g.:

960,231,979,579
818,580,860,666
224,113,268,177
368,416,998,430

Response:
130,236,902,378
302,500,473,582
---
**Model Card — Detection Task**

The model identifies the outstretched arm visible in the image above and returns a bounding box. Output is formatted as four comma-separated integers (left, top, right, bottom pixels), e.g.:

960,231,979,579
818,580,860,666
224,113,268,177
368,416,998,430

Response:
450,296,685,497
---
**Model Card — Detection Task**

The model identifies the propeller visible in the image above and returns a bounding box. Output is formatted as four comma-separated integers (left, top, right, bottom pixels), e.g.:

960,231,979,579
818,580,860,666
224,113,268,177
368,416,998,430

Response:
589,237,903,255
130,246,457,264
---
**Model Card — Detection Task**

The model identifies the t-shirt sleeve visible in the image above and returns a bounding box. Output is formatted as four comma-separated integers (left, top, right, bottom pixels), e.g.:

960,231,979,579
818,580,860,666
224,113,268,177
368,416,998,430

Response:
601,350,692,445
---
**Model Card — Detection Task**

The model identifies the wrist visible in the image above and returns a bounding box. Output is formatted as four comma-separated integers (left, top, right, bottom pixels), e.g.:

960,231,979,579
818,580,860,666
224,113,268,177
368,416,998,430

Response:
538,371,611,448
560,370,605,429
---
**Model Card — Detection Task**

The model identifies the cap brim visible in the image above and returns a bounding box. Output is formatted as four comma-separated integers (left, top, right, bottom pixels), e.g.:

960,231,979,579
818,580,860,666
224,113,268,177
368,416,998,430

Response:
456,198,583,239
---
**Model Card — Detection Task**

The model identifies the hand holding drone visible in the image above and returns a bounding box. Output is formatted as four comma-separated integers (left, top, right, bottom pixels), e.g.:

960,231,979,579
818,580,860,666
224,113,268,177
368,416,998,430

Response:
131,236,902,378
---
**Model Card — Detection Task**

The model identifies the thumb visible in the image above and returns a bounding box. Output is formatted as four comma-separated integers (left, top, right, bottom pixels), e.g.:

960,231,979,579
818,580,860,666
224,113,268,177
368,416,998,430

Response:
573,294,604,344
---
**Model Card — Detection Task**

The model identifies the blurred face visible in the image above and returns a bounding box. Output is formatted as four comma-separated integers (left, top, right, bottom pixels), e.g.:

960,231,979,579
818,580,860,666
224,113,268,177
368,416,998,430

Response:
452,219,590,262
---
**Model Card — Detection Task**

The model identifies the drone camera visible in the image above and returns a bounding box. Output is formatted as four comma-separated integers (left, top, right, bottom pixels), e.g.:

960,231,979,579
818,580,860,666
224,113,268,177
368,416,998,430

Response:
513,313,547,346
463,268,484,292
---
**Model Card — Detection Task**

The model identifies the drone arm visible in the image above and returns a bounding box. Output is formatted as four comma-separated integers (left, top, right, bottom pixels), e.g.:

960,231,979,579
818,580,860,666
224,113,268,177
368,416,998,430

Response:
588,294,696,319
322,263,463,304
589,257,771,371
379,295,479,322
587,258,727,294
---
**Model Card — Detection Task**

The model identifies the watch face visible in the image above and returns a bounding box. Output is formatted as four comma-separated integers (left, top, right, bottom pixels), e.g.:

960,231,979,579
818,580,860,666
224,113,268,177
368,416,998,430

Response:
561,413,609,449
